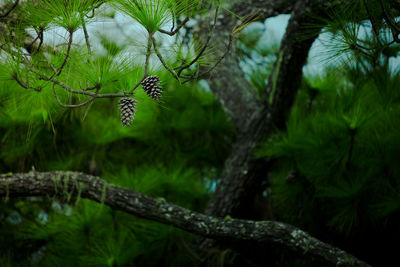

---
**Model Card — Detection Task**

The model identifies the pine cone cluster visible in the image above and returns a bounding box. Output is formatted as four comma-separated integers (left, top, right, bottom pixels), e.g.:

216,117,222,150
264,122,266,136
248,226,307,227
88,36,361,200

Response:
141,75,162,100
119,97,137,126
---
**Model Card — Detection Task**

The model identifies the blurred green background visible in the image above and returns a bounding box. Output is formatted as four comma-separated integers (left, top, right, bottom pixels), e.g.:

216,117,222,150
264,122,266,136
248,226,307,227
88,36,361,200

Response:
1,1,400,265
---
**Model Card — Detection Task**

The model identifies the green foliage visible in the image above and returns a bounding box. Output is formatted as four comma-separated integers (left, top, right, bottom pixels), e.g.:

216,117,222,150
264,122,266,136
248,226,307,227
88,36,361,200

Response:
236,22,279,98
171,33,220,76
112,0,200,33
2,0,400,266
259,61,400,235
0,53,233,265
1,0,229,266
25,0,100,31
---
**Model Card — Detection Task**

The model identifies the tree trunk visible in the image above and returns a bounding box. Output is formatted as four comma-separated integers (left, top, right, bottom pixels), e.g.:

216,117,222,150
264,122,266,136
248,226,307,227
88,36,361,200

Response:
204,0,321,220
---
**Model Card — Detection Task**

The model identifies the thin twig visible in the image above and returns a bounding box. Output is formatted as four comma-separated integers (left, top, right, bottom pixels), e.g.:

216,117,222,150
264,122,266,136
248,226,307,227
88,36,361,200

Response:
0,0,19,18
31,68,124,98
350,43,374,59
79,81,97,91
85,1,105,18
28,31,41,50
159,17,190,36
152,37,180,81
362,0,382,45
56,30,73,76
182,34,234,83
144,32,153,75
53,83,97,108
379,0,400,43
170,12,176,32
49,78,124,98
46,30,74,80
36,30,44,54
81,14,92,56
13,75,42,92
177,7,219,77
130,75,148,92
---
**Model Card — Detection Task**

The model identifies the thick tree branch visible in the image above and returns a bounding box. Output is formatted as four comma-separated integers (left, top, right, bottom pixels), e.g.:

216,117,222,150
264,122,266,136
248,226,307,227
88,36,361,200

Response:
200,0,343,132
264,0,321,129
205,0,321,220
0,171,369,267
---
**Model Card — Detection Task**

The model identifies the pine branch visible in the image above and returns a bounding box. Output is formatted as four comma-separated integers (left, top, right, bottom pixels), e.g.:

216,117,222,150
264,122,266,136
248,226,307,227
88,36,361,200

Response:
0,0,19,18
0,171,370,267
81,14,92,56
52,84,98,108
158,17,190,36
152,36,180,81
144,32,153,76
176,7,219,77
54,30,74,77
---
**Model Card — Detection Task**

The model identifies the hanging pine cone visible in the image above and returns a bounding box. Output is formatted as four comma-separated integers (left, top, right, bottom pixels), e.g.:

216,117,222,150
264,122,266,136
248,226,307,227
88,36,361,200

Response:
141,75,162,100
118,97,137,126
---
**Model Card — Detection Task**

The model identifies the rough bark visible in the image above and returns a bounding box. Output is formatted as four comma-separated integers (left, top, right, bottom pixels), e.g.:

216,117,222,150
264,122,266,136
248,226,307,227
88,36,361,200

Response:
202,0,297,133
0,171,370,267
204,0,322,219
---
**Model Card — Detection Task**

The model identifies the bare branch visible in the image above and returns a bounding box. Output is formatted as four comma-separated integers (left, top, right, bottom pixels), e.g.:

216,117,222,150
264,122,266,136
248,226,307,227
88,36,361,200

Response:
362,0,382,46
158,17,190,36
27,67,126,99
152,37,180,81
144,32,153,75
12,74,42,92
0,0,19,18
182,34,234,84
130,74,147,92
53,84,97,108
0,171,370,267
378,0,400,43
42,30,74,80
49,78,125,98
177,7,219,77
81,15,92,56
55,30,74,77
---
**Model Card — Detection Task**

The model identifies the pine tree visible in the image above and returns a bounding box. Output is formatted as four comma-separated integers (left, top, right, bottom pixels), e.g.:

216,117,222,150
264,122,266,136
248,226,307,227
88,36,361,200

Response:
1,0,400,266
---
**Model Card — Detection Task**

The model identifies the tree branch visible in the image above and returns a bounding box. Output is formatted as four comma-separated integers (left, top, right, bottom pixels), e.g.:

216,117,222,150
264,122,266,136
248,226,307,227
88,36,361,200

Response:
0,171,370,267
196,13,262,132
204,0,321,220
158,17,190,36
0,0,19,18
264,0,321,129
195,0,330,131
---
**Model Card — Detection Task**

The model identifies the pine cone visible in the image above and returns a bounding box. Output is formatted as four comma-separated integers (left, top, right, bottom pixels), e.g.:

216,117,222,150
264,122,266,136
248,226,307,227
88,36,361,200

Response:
119,97,137,126
141,75,162,100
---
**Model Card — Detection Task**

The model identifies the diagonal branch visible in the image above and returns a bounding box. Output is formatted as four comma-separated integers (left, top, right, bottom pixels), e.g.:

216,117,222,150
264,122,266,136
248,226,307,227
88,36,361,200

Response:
158,17,190,36
152,36,180,81
264,0,321,130
199,0,346,131
53,84,97,108
204,0,322,221
197,15,261,131
0,171,370,267
196,0,313,131
176,7,219,77
0,0,19,18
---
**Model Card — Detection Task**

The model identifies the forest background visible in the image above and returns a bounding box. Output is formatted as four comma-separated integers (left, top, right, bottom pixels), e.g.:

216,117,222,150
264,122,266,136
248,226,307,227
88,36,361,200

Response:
0,0,400,266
